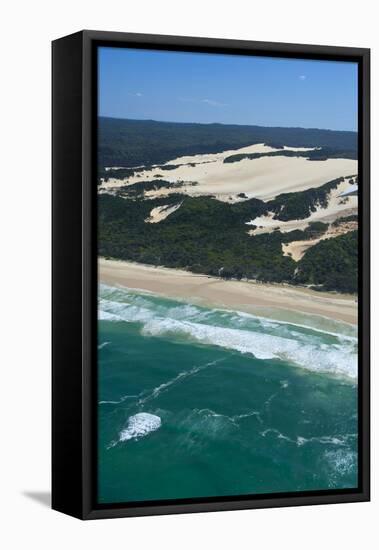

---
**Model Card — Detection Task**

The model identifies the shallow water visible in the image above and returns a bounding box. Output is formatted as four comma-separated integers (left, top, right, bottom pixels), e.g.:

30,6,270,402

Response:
98,284,358,504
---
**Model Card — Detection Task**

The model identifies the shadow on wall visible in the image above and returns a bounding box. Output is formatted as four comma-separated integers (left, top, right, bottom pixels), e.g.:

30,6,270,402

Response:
22,491,51,508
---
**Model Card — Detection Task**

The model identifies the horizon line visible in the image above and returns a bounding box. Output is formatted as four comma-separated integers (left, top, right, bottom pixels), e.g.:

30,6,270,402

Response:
98,115,358,134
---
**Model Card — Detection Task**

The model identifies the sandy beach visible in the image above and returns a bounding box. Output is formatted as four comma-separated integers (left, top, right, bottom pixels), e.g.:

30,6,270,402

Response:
99,258,357,325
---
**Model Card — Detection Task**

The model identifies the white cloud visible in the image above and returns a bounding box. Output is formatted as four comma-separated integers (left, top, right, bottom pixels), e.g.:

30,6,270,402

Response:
201,98,227,107
178,97,227,107
299,75,307,81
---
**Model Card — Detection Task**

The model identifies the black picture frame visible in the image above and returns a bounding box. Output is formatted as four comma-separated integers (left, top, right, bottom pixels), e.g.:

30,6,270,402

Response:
52,30,370,520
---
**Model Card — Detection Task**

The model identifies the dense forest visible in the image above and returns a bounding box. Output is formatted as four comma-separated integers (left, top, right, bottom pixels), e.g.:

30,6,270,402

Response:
97,117,358,293
98,190,358,293
112,179,198,198
223,147,357,163
295,231,358,293
266,177,345,221
106,175,348,222
98,117,358,171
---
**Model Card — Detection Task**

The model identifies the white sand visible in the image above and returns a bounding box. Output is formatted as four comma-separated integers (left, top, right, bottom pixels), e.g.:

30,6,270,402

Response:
99,258,357,325
282,220,358,261
248,177,358,235
100,143,357,202
282,238,323,262
145,202,182,223
156,143,280,165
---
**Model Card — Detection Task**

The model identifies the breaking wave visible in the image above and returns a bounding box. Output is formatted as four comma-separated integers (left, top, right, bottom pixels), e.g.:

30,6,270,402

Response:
98,284,357,379
108,413,162,448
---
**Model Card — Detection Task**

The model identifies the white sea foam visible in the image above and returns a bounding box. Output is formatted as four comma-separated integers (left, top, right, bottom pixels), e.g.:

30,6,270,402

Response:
261,429,355,447
100,286,356,338
233,410,263,423
98,308,122,322
195,408,239,426
296,435,349,447
138,359,223,405
99,298,155,324
141,318,357,378
325,448,357,484
98,341,110,350
166,303,206,320
99,286,357,379
261,428,294,443
119,413,162,442
99,394,139,405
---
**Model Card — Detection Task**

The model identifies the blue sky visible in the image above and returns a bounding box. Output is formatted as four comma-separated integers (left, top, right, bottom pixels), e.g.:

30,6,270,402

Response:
98,47,358,131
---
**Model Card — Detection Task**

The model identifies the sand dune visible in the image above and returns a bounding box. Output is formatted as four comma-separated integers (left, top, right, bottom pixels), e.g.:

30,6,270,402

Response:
282,220,358,261
247,177,358,235
100,143,357,202
145,202,182,223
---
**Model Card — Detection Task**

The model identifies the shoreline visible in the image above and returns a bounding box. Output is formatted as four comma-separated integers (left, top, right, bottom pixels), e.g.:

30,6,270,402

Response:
99,258,357,326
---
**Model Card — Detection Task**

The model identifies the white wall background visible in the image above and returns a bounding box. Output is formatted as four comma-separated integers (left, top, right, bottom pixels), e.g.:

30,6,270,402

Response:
0,1,376,548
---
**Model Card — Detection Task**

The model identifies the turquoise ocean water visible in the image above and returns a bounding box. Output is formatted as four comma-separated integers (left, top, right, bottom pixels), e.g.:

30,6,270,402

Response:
98,283,358,504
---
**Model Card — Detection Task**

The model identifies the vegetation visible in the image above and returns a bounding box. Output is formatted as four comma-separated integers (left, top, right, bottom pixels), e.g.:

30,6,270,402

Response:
114,179,197,198
265,177,344,221
99,117,357,170
306,221,329,232
100,166,146,182
303,222,329,237
295,231,358,293
263,142,284,149
99,162,206,184
223,147,357,163
332,214,358,226
99,192,357,292
97,118,358,293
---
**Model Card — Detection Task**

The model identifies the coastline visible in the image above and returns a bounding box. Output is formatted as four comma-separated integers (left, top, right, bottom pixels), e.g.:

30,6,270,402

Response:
99,258,357,326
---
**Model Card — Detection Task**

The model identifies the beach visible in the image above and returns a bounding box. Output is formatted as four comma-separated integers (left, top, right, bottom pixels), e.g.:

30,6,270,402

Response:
98,273,358,503
96,52,360,505
99,258,357,325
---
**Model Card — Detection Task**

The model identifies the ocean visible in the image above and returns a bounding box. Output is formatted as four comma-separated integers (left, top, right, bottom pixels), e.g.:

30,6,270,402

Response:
98,283,358,504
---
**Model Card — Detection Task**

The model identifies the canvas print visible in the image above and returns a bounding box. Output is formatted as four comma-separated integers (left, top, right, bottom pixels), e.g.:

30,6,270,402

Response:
97,47,358,504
